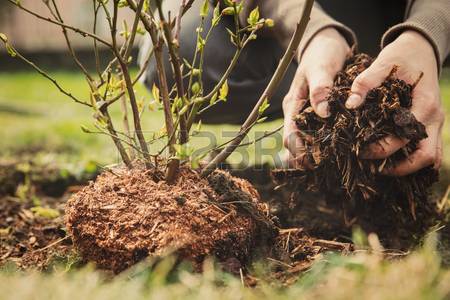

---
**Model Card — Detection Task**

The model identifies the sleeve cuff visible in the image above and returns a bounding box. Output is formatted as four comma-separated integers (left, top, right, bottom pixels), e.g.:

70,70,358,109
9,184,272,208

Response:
381,22,444,74
297,22,357,62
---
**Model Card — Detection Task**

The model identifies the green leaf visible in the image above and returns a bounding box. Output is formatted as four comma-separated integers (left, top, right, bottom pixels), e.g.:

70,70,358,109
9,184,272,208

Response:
0,33,7,43
258,97,270,115
136,26,146,35
212,4,221,26
247,7,259,25
195,120,202,132
6,44,16,57
143,0,149,12
200,0,209,17
151,84,160,102
118,0,128,7
80,125,91,133
171,97,183,113
210,92,218,105
191,68,200,76
265,18,275,27
223,0,234,7
221,7,235,15
31,206,60,219
191,82,201,95
179,105,189,115
256,116,268,123
219,80,229,100
197,36,205,50
173,143,194,160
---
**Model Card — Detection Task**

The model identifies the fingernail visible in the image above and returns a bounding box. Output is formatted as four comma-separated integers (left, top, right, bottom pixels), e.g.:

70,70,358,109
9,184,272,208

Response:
346,93,362,109
316,101,330,118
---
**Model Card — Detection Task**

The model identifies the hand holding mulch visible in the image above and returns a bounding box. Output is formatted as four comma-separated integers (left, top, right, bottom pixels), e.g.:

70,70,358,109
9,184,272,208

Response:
273,53,439,220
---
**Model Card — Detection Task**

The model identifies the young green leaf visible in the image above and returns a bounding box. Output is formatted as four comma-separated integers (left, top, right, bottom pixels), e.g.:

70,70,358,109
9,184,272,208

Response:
143,0,149,12
0,33,7,43
223,0,234,7
258,97,270,114
221,7,235,15
179,105,189,115
191,82,201,95
219,80,229,100
173,143,194,160
212,4,221,26
195,120,202,132
210,92,218,105
200,0,209,17
6,44,17,57
247,7,259,25
191,68,200,76
118,0,128,7
265,18,275,27
256,116,268,123
151,84,160,103
80,125,91,133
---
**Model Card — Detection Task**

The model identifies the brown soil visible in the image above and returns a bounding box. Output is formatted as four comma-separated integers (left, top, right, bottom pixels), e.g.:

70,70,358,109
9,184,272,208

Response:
0,196,72,270
65,164,278,273
272,53,441,248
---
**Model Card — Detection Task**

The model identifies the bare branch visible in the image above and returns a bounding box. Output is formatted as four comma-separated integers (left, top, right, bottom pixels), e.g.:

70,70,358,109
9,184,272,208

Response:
201,0,315,177
156,0,188,144
6,0,113,48
111,0,153,167
0,41,90,107
47,0,94,82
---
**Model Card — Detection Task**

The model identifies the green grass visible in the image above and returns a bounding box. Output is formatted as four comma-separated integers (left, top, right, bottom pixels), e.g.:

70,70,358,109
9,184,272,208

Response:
0,70,449,299
0,71,284,167
0,235,449,299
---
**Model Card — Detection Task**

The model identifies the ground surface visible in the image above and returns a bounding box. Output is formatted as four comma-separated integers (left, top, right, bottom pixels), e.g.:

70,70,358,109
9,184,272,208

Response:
0,70,449,299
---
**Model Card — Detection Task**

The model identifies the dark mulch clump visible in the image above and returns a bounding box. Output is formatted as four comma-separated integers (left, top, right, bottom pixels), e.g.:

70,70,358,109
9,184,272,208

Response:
66,164,278,273
273,53,440,247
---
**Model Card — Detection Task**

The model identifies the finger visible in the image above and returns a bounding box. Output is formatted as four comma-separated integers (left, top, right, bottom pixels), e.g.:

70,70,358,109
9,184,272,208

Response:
360,135,409,159
283,110,313,169
383,125,439,176
306,70,334,118
346,61,392,109
282,69,311,168
434,133,443,170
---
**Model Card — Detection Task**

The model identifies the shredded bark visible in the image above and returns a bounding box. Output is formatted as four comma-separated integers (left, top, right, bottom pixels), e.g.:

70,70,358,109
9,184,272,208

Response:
66,164,277,273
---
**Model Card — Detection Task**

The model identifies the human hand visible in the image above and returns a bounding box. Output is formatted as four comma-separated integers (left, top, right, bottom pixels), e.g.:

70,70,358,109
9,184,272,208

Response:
282,27,350,168
345,30,444,176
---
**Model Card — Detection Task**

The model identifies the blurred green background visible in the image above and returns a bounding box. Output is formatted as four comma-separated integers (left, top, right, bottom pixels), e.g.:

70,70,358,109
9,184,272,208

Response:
0,69,448,169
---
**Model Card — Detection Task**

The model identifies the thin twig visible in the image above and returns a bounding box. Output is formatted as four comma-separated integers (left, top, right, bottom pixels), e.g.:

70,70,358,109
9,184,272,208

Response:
112,0,152,167
7,0,112,47
201,0,315,177
156,0,188,144
48,0,94,82
0,41,90,107
33,236,69,253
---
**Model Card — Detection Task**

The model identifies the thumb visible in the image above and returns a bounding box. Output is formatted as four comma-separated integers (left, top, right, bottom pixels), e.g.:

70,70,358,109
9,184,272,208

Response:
346,61,392,109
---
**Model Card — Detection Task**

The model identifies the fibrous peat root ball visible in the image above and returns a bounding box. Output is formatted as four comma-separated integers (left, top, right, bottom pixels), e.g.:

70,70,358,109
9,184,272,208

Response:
66,164,277,273
274,53,438,220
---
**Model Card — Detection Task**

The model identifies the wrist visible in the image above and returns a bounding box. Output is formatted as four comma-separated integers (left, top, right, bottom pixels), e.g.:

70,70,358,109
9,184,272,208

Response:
397,30,434,54
314,27,349,46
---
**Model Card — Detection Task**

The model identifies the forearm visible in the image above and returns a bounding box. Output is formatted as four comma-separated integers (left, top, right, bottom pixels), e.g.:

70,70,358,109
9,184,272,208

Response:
381,0,450,73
